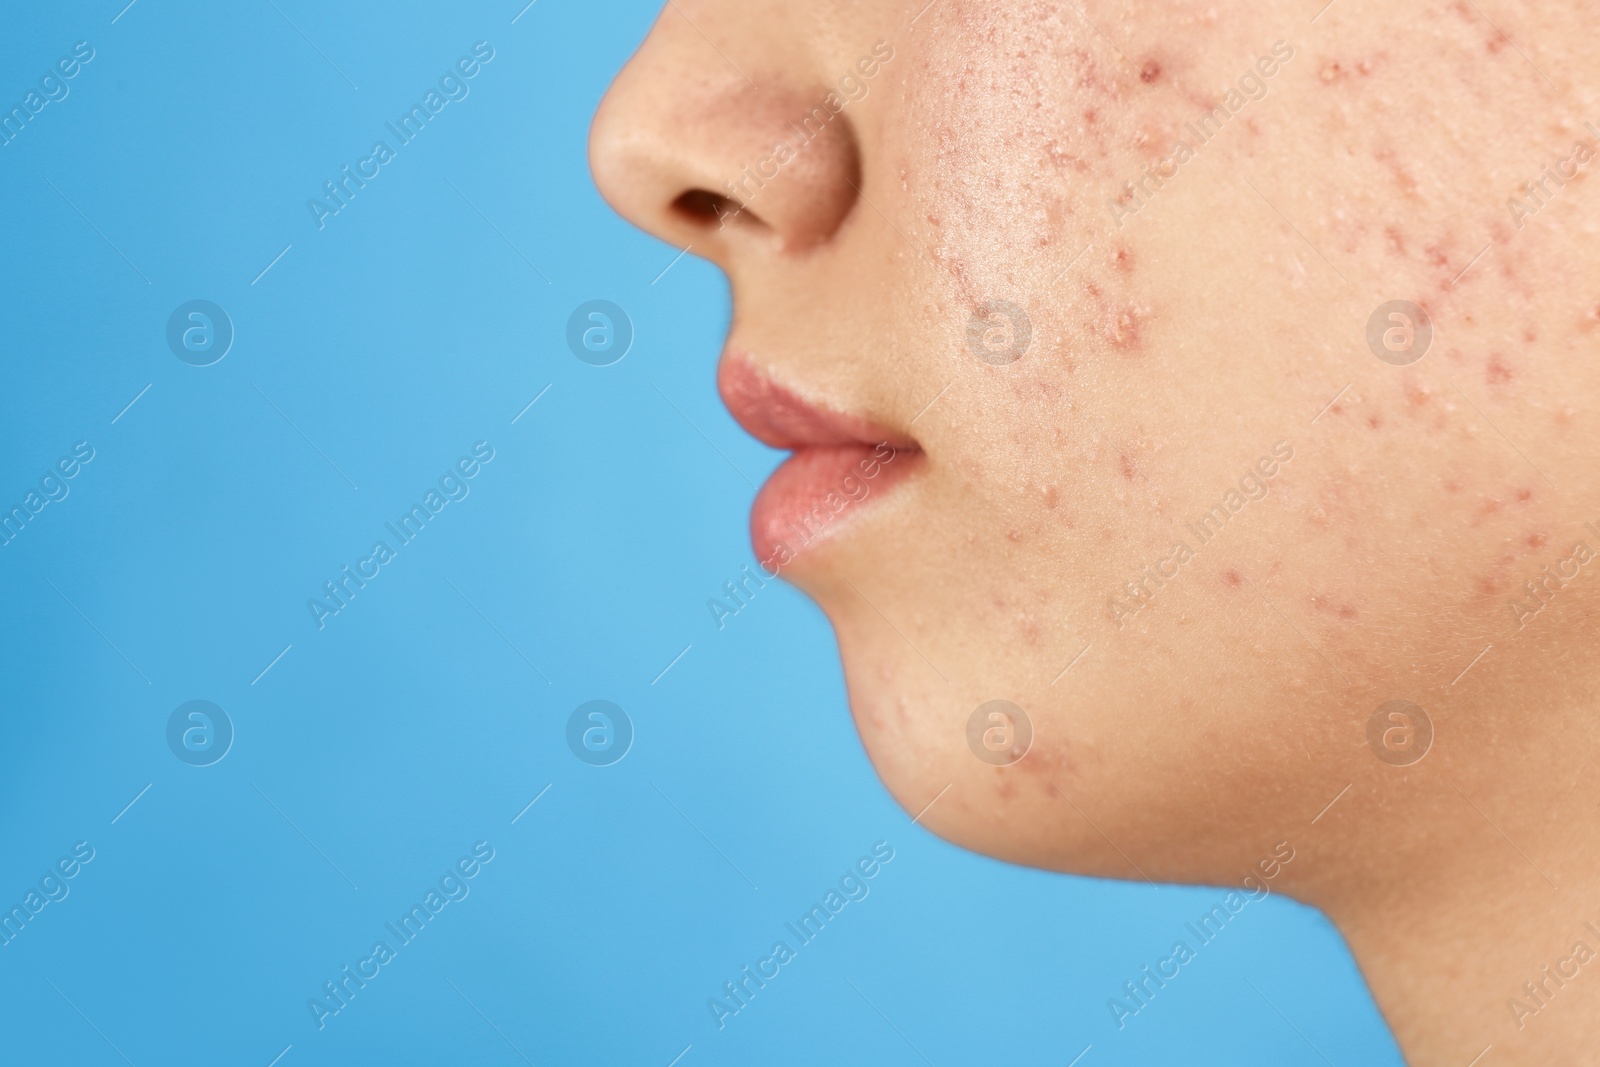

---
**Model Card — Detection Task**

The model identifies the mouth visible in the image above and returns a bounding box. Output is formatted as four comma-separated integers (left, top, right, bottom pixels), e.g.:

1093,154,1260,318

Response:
718,357,922,568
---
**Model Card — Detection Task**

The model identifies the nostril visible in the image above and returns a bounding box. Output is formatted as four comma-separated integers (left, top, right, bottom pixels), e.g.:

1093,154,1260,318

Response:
672,188,765,231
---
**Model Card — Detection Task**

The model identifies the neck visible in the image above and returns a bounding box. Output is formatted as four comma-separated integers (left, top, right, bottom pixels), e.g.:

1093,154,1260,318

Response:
1312,737,1600,1065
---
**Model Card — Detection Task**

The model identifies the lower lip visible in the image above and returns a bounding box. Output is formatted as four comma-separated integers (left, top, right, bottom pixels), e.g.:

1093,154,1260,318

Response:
749,443,916,567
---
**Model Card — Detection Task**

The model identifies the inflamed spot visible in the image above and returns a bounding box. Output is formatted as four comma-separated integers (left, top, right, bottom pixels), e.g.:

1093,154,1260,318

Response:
1311,594,1358,621
1109,306,1143,351
1487,355,1515,386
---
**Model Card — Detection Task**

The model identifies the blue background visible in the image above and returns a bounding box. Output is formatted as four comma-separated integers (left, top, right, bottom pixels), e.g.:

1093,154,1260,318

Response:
0,2,1402,1064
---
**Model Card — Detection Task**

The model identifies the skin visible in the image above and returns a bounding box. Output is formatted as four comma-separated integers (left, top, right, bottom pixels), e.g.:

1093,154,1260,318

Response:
589,2,1600,1062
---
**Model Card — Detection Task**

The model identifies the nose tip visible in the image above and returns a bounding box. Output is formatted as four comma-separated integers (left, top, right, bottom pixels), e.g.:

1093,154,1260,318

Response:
588,13,861,258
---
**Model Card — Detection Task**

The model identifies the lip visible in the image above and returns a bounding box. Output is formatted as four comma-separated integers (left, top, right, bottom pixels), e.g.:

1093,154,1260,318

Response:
718,357,920,566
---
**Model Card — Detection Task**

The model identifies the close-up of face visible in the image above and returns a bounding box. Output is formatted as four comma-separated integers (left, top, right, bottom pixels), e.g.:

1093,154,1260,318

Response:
12,2,1600,1064
592,1,1600,1062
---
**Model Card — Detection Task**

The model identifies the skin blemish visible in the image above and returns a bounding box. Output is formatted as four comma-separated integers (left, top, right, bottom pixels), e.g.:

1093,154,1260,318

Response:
1222,569,1243,588
1140,59,1162,84
1487,354,1514,386
1318,55,1381,85
1516,488,1534,502
1118,452,1137,481
1367,414,1384,430
1113,244,1134,273
1527,532,1548,549
1109,305,1143,351
1310,594,1358,620
1044,140,1086,172
1375,147,1422,199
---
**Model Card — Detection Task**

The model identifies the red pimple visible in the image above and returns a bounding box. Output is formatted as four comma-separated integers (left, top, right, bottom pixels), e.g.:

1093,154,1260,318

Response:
1516,488,1534,502
1526,532,1547,548
1140,59,1162,84
1223,570,1243,588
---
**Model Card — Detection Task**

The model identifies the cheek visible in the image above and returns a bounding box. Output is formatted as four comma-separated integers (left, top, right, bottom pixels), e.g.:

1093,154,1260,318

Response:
889,1,1246,341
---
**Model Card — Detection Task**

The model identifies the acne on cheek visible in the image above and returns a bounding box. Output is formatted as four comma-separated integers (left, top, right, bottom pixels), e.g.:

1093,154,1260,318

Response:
1312,46,1574,330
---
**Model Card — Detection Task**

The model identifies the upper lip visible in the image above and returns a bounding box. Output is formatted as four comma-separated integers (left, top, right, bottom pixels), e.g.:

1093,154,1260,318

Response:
717,356,918,451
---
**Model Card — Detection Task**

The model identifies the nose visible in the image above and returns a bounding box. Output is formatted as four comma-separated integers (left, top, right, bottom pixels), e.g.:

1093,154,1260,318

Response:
588,4,862,260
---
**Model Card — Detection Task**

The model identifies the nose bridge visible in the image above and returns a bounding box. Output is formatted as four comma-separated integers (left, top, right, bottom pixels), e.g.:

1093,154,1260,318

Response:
588,5,862,258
